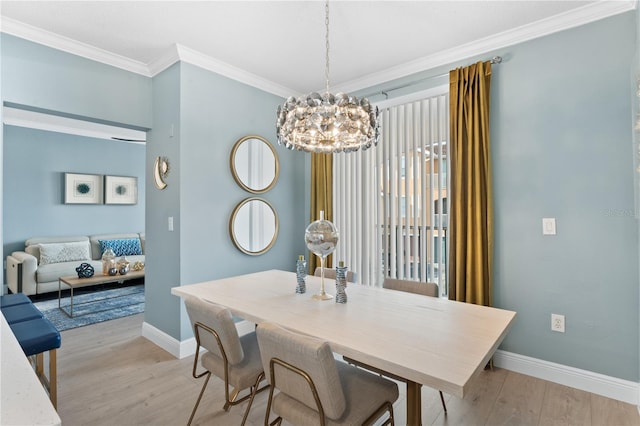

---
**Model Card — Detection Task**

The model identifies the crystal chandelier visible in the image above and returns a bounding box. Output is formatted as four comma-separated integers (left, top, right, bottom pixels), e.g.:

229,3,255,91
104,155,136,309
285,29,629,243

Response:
276,1,380,153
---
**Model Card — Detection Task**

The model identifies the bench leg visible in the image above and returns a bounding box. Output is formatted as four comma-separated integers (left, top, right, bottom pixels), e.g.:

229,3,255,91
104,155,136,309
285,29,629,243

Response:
49,349,57,409
34,350,57,409
36,353,44,377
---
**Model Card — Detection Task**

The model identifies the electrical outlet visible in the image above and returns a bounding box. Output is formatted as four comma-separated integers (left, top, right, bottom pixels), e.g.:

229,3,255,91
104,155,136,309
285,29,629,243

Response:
551,314,565,333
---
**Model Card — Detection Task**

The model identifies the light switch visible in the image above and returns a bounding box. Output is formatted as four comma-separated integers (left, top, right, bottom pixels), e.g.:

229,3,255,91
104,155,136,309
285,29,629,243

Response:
168,216,174,232
542,218,556,235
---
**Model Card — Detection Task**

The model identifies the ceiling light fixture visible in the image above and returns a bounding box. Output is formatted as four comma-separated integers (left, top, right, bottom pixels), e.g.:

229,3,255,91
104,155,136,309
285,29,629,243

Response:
276,1,379,153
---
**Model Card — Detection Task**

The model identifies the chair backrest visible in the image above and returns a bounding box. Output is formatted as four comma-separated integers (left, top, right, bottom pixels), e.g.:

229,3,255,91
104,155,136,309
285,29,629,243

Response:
314,267,356,283
184,296,245,365
383,278,439,298
256,322,346,420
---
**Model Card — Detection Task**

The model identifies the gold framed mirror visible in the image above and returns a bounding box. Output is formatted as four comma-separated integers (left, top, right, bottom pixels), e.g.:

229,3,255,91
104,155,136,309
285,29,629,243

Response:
229,197,279,255
230,135,279,194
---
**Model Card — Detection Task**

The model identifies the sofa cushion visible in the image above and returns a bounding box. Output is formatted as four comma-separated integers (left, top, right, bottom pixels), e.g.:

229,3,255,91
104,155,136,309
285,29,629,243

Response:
98,238,142,257
25,236,89,261
89,233,142,259
38,241,91,266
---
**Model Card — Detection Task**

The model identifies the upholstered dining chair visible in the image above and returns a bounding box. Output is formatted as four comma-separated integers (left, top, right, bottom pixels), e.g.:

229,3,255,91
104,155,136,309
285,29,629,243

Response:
345,277,447,414
184,296,268,426
256,322,399,426
313,267,357,284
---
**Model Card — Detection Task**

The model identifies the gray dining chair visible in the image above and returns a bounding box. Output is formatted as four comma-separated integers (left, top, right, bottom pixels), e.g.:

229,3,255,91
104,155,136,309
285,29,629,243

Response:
256,322,399,426
314,266,357,283
345,278,448,414
184,296,268,426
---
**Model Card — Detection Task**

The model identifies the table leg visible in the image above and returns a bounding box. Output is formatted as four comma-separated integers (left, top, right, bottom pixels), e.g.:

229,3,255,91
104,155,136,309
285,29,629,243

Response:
69,286,74,317
58,279,74,318
406,380,422,426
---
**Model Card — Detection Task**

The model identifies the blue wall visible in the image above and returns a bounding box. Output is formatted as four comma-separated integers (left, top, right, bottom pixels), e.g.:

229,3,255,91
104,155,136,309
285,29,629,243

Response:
1,34,149,265
359,12,638,381
147,62,307,340
1,34,152,129
2,125,145,255
491,13,637,381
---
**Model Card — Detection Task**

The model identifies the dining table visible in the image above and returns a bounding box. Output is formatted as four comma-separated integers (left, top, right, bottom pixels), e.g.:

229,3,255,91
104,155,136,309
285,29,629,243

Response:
171,269,516,425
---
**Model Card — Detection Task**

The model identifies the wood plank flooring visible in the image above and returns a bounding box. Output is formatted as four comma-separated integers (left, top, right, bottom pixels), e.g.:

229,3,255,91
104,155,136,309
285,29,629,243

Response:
55,314,640,426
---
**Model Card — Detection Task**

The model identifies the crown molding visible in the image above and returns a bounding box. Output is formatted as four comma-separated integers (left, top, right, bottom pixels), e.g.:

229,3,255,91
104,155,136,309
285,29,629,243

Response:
2,1,635,98
172,44,294,98
1,16,150,77
332,0,636,94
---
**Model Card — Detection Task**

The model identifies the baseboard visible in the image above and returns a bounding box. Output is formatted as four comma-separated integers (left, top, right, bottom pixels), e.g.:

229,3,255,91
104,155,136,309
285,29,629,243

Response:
493,349,639,405
142,319,255,360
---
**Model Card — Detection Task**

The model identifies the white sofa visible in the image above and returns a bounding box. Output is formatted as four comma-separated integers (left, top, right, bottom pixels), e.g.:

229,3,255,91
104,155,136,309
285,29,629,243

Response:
6,233,145,296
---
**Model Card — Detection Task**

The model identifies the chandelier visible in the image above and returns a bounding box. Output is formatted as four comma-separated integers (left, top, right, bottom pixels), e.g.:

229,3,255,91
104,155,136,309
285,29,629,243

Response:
276,1,380,153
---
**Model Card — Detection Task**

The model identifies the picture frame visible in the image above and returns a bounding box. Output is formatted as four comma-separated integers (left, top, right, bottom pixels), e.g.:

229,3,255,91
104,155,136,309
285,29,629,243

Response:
105,175,138,205
64,173,103,204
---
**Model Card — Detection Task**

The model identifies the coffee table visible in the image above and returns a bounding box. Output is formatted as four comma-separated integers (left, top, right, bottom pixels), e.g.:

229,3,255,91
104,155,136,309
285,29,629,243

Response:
58,270,145,317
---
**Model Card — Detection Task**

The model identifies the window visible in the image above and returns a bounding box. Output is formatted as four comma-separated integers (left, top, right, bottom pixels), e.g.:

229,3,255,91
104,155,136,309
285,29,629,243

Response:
333,86,450,295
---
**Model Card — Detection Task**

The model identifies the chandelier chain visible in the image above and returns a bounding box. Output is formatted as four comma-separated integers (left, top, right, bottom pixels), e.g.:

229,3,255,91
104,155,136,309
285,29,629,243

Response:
325,0,330,94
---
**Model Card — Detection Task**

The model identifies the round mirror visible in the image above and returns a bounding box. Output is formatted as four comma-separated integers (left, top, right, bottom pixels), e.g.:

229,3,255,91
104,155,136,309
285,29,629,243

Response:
230,135,279,193
229,197,279,255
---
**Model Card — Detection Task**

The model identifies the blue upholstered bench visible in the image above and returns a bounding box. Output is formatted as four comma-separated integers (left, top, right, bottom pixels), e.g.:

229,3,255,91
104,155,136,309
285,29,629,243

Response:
0,292,31,308
2,298,61,408
2,302,43,324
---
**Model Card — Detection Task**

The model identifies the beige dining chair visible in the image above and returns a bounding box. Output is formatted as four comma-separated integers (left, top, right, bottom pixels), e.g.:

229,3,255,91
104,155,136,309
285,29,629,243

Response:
184,296,268,426
345,277,447,414
314,266,357,283
256,322,399,426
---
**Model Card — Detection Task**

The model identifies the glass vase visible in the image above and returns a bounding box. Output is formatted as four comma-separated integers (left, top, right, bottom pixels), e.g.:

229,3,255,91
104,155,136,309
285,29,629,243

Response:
305,210,339,301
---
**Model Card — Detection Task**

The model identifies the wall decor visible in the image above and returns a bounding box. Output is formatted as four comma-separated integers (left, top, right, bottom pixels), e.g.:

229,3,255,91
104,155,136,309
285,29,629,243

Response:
229,197,279,256
105,175,138,205
64,172,103,204
153,156,170,190
230,135,279,193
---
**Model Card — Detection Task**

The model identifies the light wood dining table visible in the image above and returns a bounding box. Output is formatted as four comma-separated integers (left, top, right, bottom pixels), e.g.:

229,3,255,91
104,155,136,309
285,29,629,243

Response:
171,269,516,425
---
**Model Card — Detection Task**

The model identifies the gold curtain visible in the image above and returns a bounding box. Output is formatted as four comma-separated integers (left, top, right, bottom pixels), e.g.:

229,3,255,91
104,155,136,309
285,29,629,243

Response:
448,61,493,306
309,152,333,272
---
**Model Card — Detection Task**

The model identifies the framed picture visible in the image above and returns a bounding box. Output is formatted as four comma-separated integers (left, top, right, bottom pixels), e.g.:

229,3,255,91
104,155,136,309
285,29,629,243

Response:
105,175,138,205
64,173,103,204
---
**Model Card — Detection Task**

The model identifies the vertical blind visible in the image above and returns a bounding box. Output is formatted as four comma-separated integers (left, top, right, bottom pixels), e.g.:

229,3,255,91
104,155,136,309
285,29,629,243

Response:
334,89,450,293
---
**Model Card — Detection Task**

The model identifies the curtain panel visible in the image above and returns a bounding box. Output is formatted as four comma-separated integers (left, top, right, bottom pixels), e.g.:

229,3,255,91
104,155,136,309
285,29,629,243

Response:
448,60,494,306
309,152,334,272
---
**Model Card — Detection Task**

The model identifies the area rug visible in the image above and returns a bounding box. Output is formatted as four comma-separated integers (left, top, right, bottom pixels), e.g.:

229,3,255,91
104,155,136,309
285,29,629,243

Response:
32,284,144,332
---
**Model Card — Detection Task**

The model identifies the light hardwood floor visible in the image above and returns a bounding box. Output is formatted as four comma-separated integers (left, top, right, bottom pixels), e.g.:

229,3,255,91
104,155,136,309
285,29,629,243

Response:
55,314,640,426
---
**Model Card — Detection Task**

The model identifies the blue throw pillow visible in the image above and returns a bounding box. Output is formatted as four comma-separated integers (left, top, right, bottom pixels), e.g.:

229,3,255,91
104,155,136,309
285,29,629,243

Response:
99,238,142,257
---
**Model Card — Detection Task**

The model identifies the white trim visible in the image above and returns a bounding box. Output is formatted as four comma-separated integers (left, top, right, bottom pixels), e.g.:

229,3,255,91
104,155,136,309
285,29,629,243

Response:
332,1,635,94
146,44,181,77
0,16,150,77
173,44,294,98
493,349,639,406
374,84,449,110
2,2,635,97
142,320,255,360
141,321,184,358
2,106,146,143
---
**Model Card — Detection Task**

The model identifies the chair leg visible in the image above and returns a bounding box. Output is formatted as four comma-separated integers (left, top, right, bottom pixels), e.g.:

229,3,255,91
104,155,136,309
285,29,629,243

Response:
241,373,265,426
187,371,211,426
439,391,447,414
224,388,240,411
